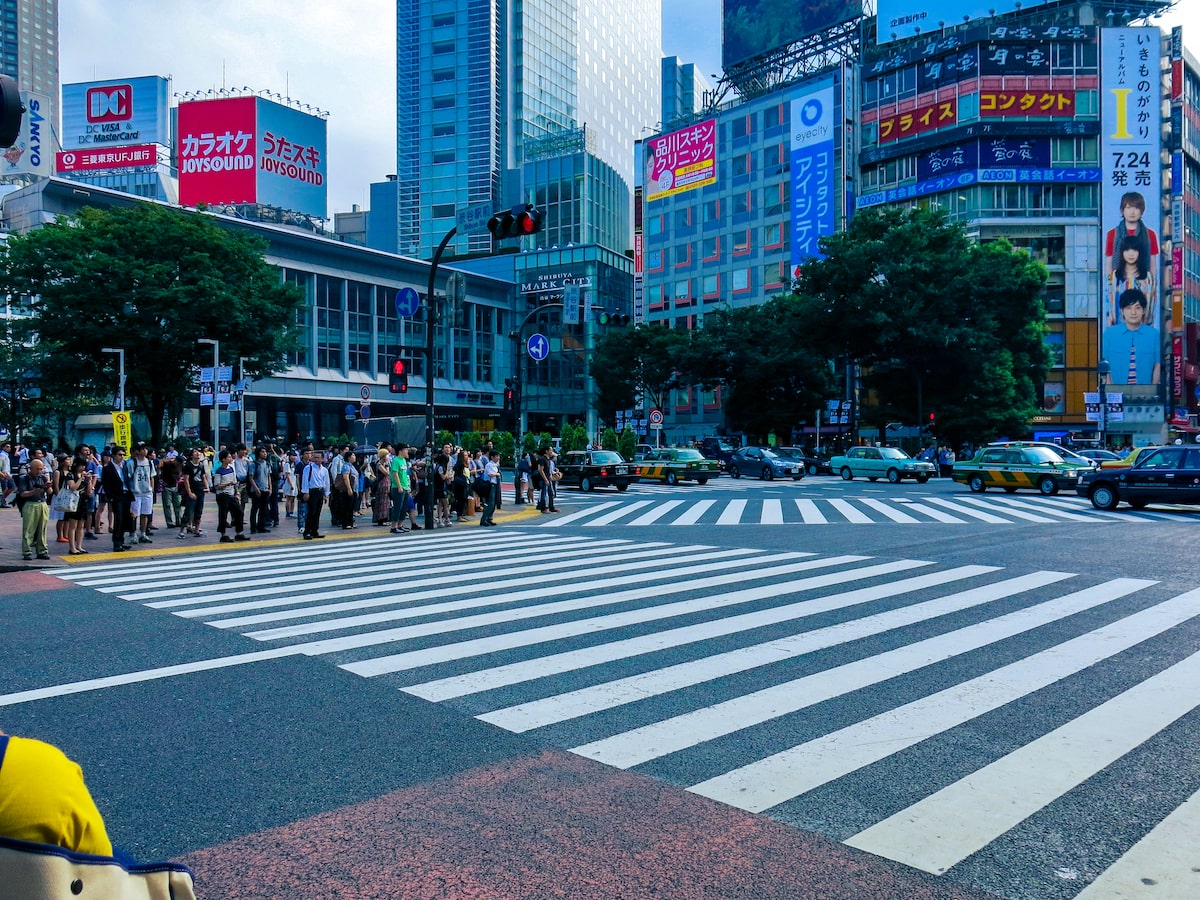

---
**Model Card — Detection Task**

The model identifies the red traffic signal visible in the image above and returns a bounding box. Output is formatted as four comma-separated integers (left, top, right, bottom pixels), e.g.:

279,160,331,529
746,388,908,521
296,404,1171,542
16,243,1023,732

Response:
389,358,409,394
488,203,543,241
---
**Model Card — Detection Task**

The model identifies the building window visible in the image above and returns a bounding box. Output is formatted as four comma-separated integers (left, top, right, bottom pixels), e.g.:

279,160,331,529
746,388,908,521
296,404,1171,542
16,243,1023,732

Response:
674,207,691,229
646,214,663,236
704,199,720,223
764,260,787,289
347,281,373,373
732,268,751,293
675,278,691,302
284,268,311,370
432,123,455,137
432,96,455,110
315,274,344,371
733,191,752,215
702,235,720,260
733,229,751,255
432,203,455,218
732,153,750,177
765,222,784,249
674,243,692,267
703,273,719,297
432,151,454,164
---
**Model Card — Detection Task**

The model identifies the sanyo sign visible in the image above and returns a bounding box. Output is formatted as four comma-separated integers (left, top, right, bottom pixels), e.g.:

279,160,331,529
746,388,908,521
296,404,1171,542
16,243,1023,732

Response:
1,89,50,176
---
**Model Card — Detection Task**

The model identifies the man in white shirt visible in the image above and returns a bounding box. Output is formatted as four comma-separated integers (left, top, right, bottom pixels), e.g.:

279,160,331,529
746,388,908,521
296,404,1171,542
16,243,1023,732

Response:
0,440,13,507
479,450,501,526
299,450,330,540
125,443,156,544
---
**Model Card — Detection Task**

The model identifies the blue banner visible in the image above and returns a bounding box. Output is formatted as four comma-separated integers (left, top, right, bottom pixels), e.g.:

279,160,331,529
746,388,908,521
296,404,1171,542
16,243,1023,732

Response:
790,79,837,277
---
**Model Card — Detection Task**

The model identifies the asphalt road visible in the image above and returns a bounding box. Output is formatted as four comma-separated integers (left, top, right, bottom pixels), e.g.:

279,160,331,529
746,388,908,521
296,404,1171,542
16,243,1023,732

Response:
3,472,1198,899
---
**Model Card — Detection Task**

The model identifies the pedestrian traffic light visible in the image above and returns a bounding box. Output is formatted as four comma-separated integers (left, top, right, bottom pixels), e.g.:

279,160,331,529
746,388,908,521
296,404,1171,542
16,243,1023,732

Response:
389,358,409,393
503,377,514,410
0,75,24,148
927,411,937,434
487,204,544,241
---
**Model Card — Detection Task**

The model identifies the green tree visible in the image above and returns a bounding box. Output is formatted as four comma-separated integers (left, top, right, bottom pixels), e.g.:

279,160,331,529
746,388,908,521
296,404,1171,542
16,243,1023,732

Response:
1,204,304,447
600,426,618,450
490,430,516,465
796,206,1051,447
589,324,689,424
617,426,637,461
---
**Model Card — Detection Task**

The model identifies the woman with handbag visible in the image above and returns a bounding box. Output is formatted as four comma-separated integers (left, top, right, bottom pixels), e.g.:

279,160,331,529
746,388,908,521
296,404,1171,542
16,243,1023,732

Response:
60,458,91,555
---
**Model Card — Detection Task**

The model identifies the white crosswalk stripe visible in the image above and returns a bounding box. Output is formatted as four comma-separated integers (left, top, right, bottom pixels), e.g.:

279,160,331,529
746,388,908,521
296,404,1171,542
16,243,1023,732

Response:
538,493,1200,526
54,532,1200,898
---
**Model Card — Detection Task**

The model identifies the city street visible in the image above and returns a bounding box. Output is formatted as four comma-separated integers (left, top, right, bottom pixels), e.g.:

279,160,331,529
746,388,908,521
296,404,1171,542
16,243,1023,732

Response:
2,475,1199,898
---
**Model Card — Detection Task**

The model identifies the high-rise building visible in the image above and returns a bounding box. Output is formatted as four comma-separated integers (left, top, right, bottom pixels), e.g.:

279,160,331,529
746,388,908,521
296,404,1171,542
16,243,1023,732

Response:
395,0,661,260
0,0,57,103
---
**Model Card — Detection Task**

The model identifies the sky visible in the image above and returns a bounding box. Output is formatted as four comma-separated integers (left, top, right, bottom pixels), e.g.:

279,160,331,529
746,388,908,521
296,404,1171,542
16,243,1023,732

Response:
60,0,1199,219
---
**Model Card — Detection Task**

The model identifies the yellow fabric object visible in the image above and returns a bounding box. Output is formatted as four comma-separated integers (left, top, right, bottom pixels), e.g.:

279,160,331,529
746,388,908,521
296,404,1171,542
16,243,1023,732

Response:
0,736,113,857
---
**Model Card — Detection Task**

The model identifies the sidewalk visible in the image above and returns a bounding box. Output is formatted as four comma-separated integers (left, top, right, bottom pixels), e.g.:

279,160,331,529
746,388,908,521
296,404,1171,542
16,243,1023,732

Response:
0,492,540,573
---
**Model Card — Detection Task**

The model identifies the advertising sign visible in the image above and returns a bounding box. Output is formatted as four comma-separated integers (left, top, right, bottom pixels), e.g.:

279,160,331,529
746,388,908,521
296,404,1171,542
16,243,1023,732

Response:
723,0,861,69
177,96,328,218
790,79,837,276
1100,28,1163,388
878,98,956,143
644,119,717,203
61,76,170,151
979,90,1075,118
1,91,51,177
916,138,1052,182
875,1,1055,45
56,144,157,173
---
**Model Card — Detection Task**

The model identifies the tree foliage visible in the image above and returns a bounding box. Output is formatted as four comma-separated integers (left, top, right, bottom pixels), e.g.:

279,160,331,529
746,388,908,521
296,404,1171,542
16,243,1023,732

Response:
589,324,689,424
1,204,304,447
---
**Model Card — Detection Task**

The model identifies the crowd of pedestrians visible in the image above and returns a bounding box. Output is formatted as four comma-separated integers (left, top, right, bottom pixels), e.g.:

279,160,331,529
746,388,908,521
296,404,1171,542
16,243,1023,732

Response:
0,437,563,561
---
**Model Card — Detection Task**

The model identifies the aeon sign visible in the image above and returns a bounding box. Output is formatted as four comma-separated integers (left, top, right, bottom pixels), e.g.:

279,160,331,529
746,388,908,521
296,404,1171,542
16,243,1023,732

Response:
87,85,132,123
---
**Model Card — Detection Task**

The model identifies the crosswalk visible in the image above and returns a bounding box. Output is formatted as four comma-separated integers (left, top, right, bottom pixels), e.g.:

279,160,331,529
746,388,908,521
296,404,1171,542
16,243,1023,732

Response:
545,491,1200,526
57,531,1200,898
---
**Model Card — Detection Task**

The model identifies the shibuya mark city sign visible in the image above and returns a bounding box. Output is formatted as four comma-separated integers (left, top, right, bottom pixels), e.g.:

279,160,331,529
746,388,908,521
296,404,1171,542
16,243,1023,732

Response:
177,95,328,219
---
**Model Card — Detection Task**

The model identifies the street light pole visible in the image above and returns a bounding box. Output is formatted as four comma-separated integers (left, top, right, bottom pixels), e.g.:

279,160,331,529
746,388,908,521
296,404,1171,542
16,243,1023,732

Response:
238,356,249,444
100,347,125,411
1098,359,1110,449
198,338,220,451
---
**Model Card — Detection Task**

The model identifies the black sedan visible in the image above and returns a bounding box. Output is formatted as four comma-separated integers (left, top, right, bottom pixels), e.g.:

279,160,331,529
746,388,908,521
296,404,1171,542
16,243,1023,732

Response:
776,446,833,476
557,449,638,492
1076,445,1200,510
727,446,803,480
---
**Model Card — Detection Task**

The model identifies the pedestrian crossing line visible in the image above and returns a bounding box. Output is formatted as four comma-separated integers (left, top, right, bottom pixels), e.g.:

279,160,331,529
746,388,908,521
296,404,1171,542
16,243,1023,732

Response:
794,499,828,524
716,499,747,525
581,501,655,527
983,494,1096,523
858,498,921,524
760,499,784,525
139,536,645,608
539,502,621,526
569,572,1128,770
204,546,764,630
625,500,685,525
917,497,1009,524
688,580,1187,814
119,534,598,602
346,557,930,679
263,554,881,661
421,564,1032,707
952,495,1058,523
1072,787,1200,898
827,499,873,523
478,561,1010,733
844,647,1200,875
671,499,716,525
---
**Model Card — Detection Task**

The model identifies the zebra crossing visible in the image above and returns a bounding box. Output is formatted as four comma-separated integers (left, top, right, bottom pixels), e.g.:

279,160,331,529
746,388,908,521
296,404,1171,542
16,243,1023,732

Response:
57,531,1200,899
547,490,1200,526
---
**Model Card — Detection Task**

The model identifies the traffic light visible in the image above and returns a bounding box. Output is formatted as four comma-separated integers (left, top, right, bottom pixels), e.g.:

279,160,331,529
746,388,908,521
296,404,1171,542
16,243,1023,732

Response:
389,358,409,394
487,203,544,241
598,311,631,326
503,377,515,411
0,74,24,148
927,411,937,434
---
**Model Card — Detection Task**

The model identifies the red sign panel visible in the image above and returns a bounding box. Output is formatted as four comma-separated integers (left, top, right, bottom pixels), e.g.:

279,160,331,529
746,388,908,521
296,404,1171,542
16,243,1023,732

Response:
86,84,132,123
56,144,156,172
177,97,257,207
878,98,958,144
979,90,1076,117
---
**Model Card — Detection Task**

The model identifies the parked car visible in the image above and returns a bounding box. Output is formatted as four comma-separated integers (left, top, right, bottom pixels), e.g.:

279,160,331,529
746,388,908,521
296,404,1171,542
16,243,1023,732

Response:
775,446,833,476
1076,448,1123,464
986,440,1099,469
633,444,657,462
1100,446,1162,469
696,437,738,469
952,445,1087,495
830,446,935,483
1077,445,1200,509
557,449,638,492
727,446,803,480
636,447,721,485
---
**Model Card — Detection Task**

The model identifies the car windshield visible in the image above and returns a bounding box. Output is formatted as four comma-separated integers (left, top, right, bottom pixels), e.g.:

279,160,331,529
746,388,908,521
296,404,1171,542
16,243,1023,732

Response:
675,449,704,460
879,447,911,460
591,451,623,464
1024,447,1064,465
775,448,803,459
757,448,781,459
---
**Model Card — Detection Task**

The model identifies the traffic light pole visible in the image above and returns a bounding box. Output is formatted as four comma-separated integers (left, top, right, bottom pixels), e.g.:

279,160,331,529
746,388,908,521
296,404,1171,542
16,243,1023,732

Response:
423,226,456,530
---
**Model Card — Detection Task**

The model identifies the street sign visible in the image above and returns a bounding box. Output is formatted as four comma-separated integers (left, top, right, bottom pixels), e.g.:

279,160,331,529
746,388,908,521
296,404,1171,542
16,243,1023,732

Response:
345,403,357,417
360,385,371,401
395,287,421,317
563,284,580,325
527,333,549,362
360,404,371,419
648,408,664,426
455,203,493,236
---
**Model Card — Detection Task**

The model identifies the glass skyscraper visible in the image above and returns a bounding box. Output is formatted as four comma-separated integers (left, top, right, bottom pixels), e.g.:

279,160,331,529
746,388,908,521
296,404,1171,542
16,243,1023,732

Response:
0,0,57,102
395,0,661,260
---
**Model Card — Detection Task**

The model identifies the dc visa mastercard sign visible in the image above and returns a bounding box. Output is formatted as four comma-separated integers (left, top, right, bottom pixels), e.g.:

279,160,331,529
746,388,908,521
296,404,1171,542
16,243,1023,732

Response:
62,76,170,151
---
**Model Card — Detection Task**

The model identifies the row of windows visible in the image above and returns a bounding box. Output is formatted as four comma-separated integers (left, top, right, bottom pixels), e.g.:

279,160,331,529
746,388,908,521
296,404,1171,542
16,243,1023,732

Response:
646,261,793,310
861,137,1100,191
912,183,1100,221
644,185,792,237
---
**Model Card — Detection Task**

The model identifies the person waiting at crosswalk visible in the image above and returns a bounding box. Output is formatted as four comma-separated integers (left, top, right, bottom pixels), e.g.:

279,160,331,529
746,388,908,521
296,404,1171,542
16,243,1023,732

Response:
212,449,249,543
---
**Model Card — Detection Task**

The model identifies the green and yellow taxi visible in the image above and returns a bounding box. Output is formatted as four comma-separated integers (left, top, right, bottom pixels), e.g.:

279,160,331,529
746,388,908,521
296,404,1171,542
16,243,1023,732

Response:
637,447,721,485
952,445,1090,495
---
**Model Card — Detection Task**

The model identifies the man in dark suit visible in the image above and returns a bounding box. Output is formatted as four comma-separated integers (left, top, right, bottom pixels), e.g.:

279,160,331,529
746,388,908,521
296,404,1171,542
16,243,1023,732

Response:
100,447,133,552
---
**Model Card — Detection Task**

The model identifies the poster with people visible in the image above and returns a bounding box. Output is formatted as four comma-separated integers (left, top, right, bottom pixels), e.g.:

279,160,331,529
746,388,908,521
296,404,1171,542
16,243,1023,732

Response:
1100,28,1162,386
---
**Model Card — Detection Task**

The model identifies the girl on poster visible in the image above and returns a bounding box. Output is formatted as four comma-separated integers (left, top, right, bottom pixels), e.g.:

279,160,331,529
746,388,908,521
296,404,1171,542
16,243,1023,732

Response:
1104,191,1159,325
1107,234,1156,326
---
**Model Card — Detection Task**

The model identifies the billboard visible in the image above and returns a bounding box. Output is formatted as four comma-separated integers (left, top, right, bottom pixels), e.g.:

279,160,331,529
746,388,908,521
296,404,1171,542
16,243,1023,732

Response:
723,0,861,70
790,79,837,276
61,76,170,150
2,91,51,177
643,119,717,203
177,96,327,218
1100,28,1163,387
56,144,157,173
875,1,1056,45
